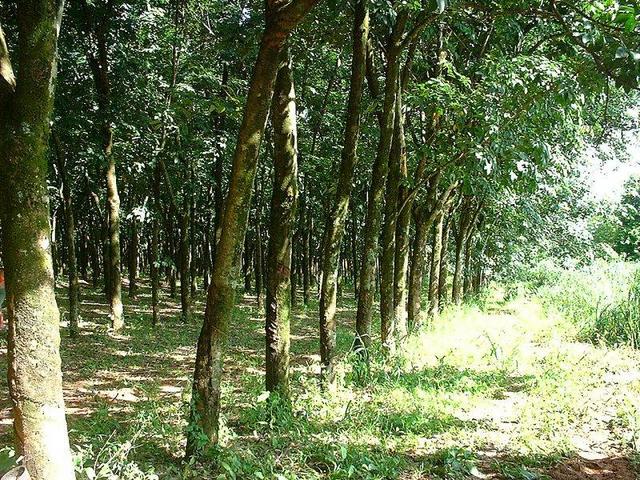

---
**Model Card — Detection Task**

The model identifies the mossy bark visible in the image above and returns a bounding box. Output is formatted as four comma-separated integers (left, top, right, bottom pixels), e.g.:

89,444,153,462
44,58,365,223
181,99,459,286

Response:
380,90,403,351
53,134,80,336
427,211,445,320
0,4,76,478
128,218,139,299
186,0,319,455
319,0,369,370
266,47,298,395
354,14,407,354
452,198,473,305
81,6,124,330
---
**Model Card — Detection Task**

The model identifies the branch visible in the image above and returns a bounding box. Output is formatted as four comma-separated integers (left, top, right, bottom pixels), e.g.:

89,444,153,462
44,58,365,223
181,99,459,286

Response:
0,23,16,104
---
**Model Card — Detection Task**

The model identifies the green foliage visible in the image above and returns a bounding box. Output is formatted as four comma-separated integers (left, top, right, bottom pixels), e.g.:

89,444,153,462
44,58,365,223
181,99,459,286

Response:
511,260,640,348
423,448,478,479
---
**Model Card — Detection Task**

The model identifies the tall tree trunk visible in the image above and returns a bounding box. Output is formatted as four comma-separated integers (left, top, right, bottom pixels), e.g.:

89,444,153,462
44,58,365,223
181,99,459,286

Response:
302,213,311,304
266,48,298,396
452,198,473,305
291,235,298,309
0,8,76,479
151,219,160,326
319,0,369,371
81,3,124,330
408,180,457,327
187,0,319,454
53,133,80,337
438,213,452,306
393,137,410,342
354,13,407,354
427,210,445,320
129,217,139,298
379,90,402,351
180,210,191,322
255,221,265,309
408,211,430,329
463,230,474,299
106,149,123,330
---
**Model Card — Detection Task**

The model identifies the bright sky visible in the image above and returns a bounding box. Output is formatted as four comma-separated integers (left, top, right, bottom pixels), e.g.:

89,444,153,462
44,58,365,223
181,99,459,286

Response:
587,142,640,203
585,109,640,204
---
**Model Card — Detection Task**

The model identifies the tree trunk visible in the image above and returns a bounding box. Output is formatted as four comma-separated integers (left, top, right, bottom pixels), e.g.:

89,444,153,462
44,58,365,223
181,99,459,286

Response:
438,213,452,306
151,219,160,326
463,231,474,299
393,133,410,342
255,221,264,309
319,0,369,371
180,211,191,322
53,133,80,337
427,211,445,320
129,217,139,298
106,151,124,330
187,1,319,454
0,9,76,479
452,198,473,305
266,48,298,396
354,13,407,354
379,90,402,351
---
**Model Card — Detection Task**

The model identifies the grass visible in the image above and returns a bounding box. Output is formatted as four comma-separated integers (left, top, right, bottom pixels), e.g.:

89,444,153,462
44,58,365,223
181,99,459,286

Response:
1,278,640,479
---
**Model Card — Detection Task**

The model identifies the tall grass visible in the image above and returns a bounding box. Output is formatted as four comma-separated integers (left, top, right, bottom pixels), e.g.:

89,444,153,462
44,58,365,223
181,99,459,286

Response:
512,260,640,348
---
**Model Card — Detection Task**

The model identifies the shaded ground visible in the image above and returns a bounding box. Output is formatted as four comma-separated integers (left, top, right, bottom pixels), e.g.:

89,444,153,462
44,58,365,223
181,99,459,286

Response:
1,281,639,479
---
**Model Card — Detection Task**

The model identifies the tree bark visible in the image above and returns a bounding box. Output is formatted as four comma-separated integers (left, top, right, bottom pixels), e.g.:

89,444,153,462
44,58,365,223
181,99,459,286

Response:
0,7,76,479
354,13,407,354
187,0,319,454
438,212,453,305
380,89,402,351
266,48,298,396
129,217,139,298
151,219,160,326
319,0,369,371
452,197,473,305
53,133,80,337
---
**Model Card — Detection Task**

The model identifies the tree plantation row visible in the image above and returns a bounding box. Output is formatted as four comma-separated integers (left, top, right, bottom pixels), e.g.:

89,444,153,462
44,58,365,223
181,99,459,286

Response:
0,0,639,479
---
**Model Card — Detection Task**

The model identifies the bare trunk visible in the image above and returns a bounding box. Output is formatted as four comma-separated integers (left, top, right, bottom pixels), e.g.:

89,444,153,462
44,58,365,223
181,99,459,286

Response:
187,1,319,453
318,0,369,371
0,9,76,478
355,14,407,353
266,48,298,396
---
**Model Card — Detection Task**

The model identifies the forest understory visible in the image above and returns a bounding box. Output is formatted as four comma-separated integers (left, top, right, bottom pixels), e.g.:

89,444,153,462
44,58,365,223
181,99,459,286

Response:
2,278,639,480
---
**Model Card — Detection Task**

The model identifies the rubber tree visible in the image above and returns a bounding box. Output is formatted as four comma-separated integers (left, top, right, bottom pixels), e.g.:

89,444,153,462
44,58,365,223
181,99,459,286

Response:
354,12,408,354
187,0,321,455
78,0,124,330
319,0,369,375
265,46,299,397
0,4,76,479
52,133,80,336
407,177,457,328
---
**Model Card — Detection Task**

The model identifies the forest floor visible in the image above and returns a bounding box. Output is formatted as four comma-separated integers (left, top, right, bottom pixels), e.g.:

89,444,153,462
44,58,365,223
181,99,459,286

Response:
1,281,640,479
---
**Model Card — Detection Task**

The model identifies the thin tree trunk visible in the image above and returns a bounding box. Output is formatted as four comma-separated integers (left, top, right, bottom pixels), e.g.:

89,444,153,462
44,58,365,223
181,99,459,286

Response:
255,222,265,309
427,210,446,320
129,217,139,298
187,1,319,454
438,213,452,305
380,90,402,351
266,48,298,396
53,133,80,337
180,210,191,322
106,147,123,330
319,0,369,372
355,13,407,354
452,198,473,305
151,220,160,326
0,9,76,479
